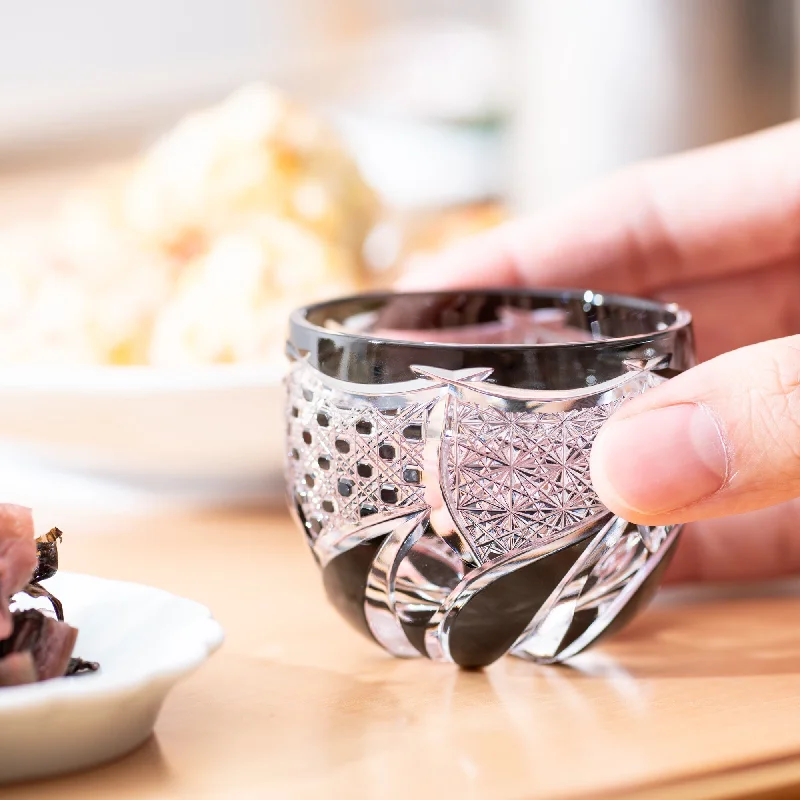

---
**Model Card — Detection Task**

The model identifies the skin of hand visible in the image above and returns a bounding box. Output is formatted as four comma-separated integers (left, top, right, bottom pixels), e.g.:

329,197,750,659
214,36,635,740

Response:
398,120,800,584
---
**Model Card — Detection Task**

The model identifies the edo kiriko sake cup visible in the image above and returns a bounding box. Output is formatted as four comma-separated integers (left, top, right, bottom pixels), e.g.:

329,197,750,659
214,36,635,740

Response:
285,290,694,667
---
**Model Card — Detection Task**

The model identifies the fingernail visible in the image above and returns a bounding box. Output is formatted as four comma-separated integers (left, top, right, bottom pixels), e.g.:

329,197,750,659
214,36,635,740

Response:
591,403,728,516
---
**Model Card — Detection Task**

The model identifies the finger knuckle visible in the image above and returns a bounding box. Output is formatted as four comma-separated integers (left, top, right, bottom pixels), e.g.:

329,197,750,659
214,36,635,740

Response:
754,340,800,464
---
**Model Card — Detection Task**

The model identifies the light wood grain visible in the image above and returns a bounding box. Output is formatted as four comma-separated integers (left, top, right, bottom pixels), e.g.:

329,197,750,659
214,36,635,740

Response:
2,506,799,800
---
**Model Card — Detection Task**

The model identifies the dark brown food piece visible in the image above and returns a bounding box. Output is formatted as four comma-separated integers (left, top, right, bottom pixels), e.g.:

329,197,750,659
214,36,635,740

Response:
0,610,78,681
0,522,99,686
22,581,64,622
66,657,100,676
21,528,65,620
33,616,79,681
32,528,61,583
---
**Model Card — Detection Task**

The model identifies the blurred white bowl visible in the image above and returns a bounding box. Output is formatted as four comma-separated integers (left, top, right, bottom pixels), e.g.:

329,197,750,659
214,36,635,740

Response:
0,364,286,490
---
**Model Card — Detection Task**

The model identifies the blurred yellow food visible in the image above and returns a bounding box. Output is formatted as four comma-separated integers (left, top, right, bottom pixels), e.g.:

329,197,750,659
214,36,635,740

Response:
123,84,378,261
0,219,173,366
149,216,360,366
0,84,376,367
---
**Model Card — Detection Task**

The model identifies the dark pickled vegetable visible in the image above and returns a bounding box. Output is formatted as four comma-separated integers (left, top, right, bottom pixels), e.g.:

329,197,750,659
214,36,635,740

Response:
32,528,62,583
0,609,78,681
0,516,99,686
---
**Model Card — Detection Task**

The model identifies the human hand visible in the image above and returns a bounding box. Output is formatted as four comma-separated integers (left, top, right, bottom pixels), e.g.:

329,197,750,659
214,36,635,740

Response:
399,122,800,584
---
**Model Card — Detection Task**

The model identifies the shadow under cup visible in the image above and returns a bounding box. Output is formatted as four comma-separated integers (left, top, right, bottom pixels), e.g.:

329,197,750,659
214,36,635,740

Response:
285,290,694,667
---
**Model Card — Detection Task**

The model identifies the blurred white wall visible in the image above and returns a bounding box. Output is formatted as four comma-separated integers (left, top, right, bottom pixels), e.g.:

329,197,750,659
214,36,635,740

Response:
0,0,498,156
508,0,797,211
3,0,796,209
0,0,347,151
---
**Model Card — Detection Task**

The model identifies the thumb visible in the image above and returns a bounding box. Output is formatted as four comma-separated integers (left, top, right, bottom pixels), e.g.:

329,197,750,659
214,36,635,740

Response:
590,335,800,524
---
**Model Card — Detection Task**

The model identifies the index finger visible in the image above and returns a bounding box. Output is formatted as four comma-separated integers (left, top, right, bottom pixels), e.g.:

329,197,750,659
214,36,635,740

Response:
398,120,800,294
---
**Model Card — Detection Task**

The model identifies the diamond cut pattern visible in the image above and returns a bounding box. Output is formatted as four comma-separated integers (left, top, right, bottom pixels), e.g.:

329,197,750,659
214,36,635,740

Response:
442,399,621,562
286,366,433,540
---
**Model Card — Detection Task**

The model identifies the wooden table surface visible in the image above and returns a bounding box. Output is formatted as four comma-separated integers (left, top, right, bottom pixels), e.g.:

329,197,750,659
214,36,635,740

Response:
2,505,799,800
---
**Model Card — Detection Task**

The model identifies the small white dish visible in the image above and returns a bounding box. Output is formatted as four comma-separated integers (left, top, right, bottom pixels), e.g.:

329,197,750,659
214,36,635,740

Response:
0,364,286,487
0,572,224,783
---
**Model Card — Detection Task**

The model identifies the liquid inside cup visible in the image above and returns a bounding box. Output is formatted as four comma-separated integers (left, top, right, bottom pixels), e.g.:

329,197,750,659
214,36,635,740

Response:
315,291,674,346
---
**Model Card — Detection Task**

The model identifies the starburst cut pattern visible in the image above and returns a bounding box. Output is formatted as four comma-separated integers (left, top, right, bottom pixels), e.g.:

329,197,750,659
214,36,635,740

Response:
286,364,434,541
443,399,622,562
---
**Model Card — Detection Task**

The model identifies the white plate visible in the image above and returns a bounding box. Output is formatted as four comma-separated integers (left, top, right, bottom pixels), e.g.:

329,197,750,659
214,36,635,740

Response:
0,572,224,783
0,364,286,486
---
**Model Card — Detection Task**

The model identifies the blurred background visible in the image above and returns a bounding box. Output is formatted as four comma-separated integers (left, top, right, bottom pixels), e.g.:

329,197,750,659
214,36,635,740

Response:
0,0,797,507
3,1,798,205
